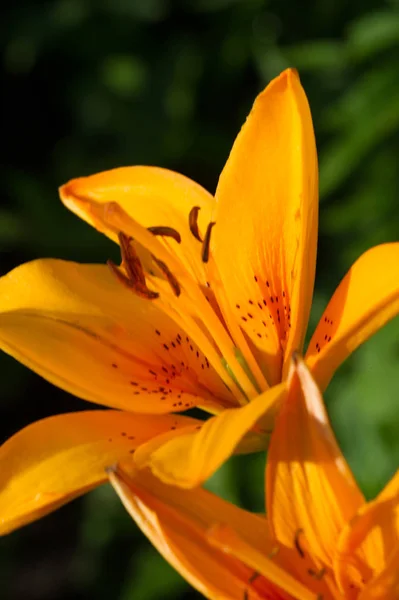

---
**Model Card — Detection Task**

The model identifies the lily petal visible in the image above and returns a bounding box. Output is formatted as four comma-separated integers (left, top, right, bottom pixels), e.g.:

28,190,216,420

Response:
306,243,399,391
0,259,230,413
212,68,318,386
108,463,305,600
61,172,258,402
208,523,318,600
359,545,399,600
267,356,364,572
60,166,214,284
335,469,399,594
0,410,199,535
134,382,286,488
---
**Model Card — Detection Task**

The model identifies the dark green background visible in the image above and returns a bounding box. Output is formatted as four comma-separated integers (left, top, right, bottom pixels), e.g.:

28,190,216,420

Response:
1,0,399,598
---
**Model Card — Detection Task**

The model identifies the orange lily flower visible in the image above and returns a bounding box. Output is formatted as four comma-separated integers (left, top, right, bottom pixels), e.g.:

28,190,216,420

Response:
1,69,399,534
108,356,399,599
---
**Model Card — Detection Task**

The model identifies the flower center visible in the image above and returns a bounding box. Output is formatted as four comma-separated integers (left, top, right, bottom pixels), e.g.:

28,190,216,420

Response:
104,203,267,407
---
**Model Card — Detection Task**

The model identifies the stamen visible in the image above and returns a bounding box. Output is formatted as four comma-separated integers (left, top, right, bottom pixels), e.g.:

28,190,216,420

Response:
107,259,159,300
147,226,181,243
248,571,260,584
189,206,202,242
308,567,326,580
294,528,305,558
109,232,159,300
234,348,261,394
243,572,261,600
118,232,145,285
292,350,300,365
152,255,181,297
201,221,216,263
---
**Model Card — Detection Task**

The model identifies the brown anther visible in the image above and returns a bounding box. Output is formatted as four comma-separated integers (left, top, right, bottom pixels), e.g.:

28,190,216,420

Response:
294,528,305,558
109,232,159,300
107,260,159,300
148,226,181,244
243,571,260,600
308,567,326,580
118,232,145,286
189,206,202,242
152,256,181,297
201,221,216,263
292,350,300,365
248,571,260,584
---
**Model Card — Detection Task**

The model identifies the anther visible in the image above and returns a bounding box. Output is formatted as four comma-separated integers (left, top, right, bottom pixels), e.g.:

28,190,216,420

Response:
107,259,159,300
294,528,305,558
109,232,159,300
248,571,260,584
105,463,118,475
118,232,149,287
308,567,326,580
201,221,216,263
152,256,181,297
189,206,202,242
243,571,260,600
148,226,181,243
291,350,300,365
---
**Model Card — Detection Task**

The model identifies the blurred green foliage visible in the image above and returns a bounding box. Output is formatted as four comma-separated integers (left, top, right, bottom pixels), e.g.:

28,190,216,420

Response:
1,0,399,598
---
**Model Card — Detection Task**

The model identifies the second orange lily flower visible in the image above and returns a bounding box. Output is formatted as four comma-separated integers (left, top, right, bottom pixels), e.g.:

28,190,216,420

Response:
109,357,399,599
0,69,398,534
